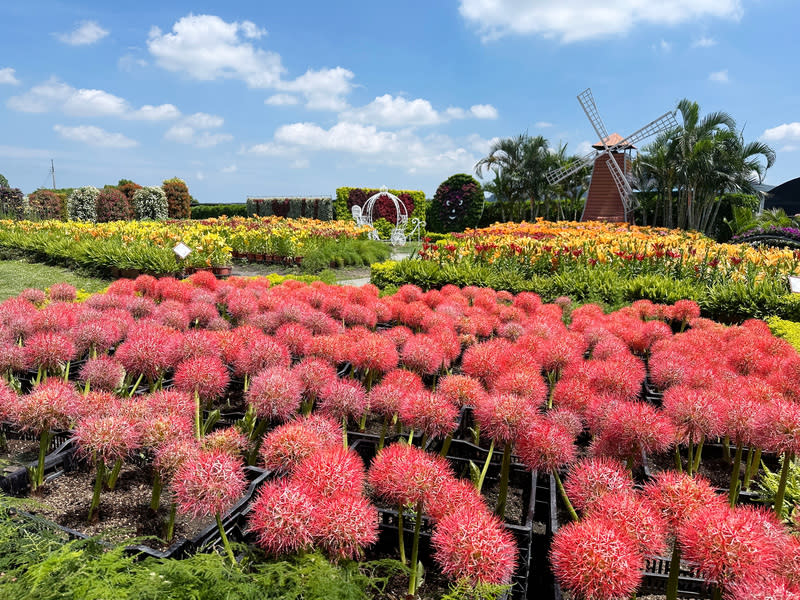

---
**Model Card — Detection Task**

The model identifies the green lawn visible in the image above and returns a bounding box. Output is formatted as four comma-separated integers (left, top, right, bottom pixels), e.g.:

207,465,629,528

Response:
0,259,110,301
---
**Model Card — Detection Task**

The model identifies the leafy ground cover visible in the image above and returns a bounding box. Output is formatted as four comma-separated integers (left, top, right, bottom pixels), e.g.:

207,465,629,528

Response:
0,258,108,301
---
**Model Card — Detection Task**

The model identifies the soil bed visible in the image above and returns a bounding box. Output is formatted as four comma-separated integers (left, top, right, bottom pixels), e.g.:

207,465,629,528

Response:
26,463,207,548
0,438,40,473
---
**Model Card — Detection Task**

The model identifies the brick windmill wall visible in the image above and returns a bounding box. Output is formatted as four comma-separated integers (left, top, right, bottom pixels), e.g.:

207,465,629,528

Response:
581,151,632,223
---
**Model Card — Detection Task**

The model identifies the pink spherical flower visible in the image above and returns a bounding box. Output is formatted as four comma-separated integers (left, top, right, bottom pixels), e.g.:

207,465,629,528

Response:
662,385,724,444
491,368,548,405
590,400,675,466
432,505,517,585
473,393,537,446
399,391,458,441
14,379,80,434
727,575,800,600
72,320,122,357
24,331,76,372
550,517,643,600
348,332,399,374
678,504,781,590
436,374,487,408
259,416,342,473
761,398,800,457
154,437,200,478
0,341,28,375
203,426,249,458
585,492,668,556
78,356,125,392
73,414,141,463
313,494,379,560
249,479,317,556
293,446,365,498
48,282,77,303
461,339,512,384
563,457,634,513
293,357,338,400
115,327,170,380
174,356,230,402
516,418,577,473
318,378,368,423
367,442,451,507
401,335,445,375
246,367,303,421
233,335,290,376
425,476,487,523
274,323,313,359
172,449,247,519
642,471,722,533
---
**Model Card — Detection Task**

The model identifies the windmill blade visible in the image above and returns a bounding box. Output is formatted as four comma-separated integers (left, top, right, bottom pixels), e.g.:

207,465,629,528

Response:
545,151,596,185
604,154,636,212
611,111,679,150
577,88,610,145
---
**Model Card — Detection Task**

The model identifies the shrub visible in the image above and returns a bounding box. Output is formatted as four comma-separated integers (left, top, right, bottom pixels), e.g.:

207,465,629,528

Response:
27,189,65,220
0,174,8,188
96,187,133,222
191,204,248,219
117,179,141,201
335,187,427,228
162,178,192,219
427,174,484,233
246,197,334,220
132,186,168,220
0,187,25,218
67,186,99,222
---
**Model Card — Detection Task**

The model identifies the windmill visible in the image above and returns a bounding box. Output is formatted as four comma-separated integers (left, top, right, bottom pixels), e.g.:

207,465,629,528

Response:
546,88,679,223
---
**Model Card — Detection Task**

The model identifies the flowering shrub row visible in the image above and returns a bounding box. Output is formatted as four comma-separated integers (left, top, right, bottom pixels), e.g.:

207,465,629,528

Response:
0,274,798,597
0,216,372,275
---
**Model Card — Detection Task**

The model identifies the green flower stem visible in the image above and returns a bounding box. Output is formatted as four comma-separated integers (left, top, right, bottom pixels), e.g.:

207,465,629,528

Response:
194,389,202,440
397,505,406,565
774,452,794,519
439,434,453,458
674,446,683,473
408,499,424,596
407,428,414,445
665,542,681,600
215,512,236,565
722,435,731,464
553,469,579,523
62,361,70,382
246,418,271,466
165,502,177,542
106,458,123,490
150,471,162,513
128,373,144,398
342,417,348,449
476,439,495,493
33,430,53,490
728,441,743,507
419,433,429,450
692,438,705,474
686,438,694,476
743,447,761,491
495,443,512,519
378,414,389,452
88,459,105,523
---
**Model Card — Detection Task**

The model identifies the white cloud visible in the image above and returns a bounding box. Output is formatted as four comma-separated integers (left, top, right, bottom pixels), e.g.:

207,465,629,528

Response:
240,21,267,39
147,14,285,87
535,121,553,128
657,39,672,52
709,69,729,83
7,77,181,121
56,21,109,46
241,141,294,156
118,54,148,71
221,164,237,173
290,159,310,169
781,145,798,153
53,124,138,148
762,122,800,143
692,36,717,47
196,171,206,180
340,94,498,128
458,0,743,43
164,112,231,147
277,67,354,111
0,68,19,85
576,140,595,155
265,93,299,106
470,104,498,119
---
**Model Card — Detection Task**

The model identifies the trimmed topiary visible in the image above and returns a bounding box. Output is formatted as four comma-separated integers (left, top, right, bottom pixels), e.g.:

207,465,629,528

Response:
427,174,484,233
0,187,25,218
27,189,65,220
96,187,134,222
133,186,168,221
0,174,8,188
67,186,99,222
117,179,142,201
162,178,191,219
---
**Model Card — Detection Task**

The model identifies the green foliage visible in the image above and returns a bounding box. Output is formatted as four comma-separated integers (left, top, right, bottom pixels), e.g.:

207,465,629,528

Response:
96,187,134,223
67,187,99,222
117,180,142,201
133,187,168,221
246,197,334,220
334,187,428,225
191,204,248,219
440,579,512,600
162,178,192,219
302,239,390,273
757,456,800,520
0,174,8,188
0,187,25,218
0,508,404,600
766,316,800,352
0,258,108,301
27,190,65,221
372,218,394,239
427,174,484,233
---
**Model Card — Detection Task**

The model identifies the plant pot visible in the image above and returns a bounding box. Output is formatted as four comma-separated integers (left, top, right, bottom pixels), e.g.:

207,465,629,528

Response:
293,256,303,265
254,254,265,263
0,424,74,496
212,266,232,278
119,268,140,279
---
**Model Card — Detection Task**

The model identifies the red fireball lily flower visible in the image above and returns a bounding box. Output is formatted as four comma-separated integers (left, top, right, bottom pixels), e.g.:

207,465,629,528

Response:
590,400,675,467
172,449,247,519
642,471,722,533
425,476,487,523
436,374,487,408
473,393,537,446
293,357,338,401
312,494,379,560
24,331,76,374
367,442,451,507
318,378,368,424
248,479,317,556
516,417,577,473
48,283,77,303
203,426,249,458
78,356,125,392
401,335,445,375
246,367,303,421
73,414,141,464
293,446,366,499
432,505,517,586
259,415,342,473
174,356,230,402
585,492,668,557
399,391,459,442
563,457,634,513
348,332,399,374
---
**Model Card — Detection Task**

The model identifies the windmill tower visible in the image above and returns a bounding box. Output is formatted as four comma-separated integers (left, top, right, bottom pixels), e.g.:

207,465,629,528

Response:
546,89,679,223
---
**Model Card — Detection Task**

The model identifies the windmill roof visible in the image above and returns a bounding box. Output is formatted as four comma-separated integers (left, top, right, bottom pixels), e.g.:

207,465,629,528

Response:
592,133,636,150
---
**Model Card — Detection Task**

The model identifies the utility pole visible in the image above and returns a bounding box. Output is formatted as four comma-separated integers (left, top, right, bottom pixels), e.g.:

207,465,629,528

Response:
50,160,56,189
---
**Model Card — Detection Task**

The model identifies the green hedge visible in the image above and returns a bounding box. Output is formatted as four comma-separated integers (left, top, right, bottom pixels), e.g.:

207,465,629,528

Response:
370,259,800,323
246,197,334,220
191,204,248,219
334,187,428,226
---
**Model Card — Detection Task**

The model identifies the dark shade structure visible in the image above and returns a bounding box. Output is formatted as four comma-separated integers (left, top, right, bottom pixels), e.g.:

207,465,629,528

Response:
764,177,800,214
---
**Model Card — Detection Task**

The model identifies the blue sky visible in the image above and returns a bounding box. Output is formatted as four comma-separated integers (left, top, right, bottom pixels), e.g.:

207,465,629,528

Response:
0,0,798,203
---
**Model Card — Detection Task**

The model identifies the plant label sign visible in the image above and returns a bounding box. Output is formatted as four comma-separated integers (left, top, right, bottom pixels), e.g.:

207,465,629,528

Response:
173,242,192,260
789,276,800,294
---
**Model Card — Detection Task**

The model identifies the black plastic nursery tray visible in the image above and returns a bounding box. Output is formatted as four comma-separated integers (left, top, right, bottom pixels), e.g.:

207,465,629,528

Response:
0,423,74,496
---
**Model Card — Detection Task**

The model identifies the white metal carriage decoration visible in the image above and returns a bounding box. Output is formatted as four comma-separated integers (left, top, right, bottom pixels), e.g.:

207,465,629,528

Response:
351,186,425,246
